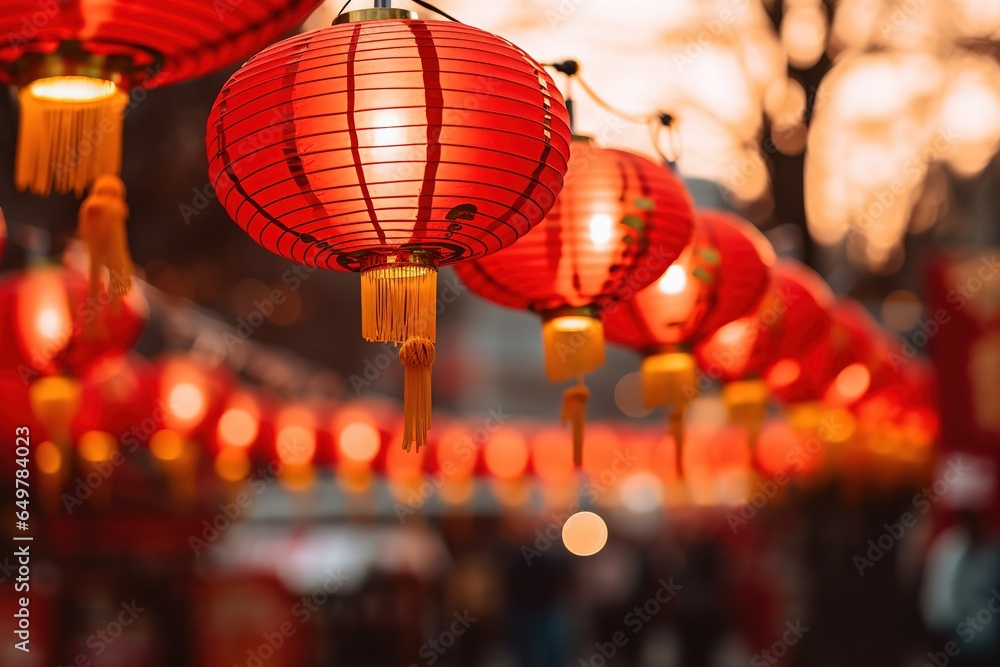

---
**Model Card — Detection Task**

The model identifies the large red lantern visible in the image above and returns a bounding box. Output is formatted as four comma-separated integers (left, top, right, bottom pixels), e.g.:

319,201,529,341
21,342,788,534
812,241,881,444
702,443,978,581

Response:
454,137,694,462
694,260,834,443
0,0,322,195
604,209,773,468
207,7,573,452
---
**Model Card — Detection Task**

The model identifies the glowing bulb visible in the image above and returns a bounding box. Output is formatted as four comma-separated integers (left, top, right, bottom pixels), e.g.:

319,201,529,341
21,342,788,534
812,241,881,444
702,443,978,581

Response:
150,430,185,461
168,382,206,422
550,316,597,333
27,76,118,102
217,408,257,448
589,213,614,246
215,447,251,482
833,363,871,403
79,431,115,462
766,358,802,388
36,441,62,474
339,421,381,464
35,307,64,339
562,511,609,556
657,264,688,294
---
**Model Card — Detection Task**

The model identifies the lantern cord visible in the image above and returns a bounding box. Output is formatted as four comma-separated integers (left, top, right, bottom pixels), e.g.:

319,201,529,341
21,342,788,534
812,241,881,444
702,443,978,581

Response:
562,377,589,468
410,0,461,22
334,0,351,19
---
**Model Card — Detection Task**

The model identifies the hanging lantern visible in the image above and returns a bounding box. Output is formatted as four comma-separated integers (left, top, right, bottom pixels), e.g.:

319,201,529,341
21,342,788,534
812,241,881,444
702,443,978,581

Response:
455,137,694,463
77,175,133,299
0,266,147,378
695,260,834,445
604,209,773,472
0,0,322,195
207,7,572,452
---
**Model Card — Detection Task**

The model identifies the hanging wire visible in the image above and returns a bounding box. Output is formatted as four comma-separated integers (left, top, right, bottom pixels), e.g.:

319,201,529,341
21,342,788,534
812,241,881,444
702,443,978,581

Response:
543,60,682,164
335,0,352,19
410,0,461,22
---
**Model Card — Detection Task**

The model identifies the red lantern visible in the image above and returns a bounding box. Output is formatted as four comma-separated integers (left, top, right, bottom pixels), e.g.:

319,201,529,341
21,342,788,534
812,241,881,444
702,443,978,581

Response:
695,260,834,443
454,138,694,462
207,8,573,452
0,265,146,377
604,209,773,469
0,0,322,195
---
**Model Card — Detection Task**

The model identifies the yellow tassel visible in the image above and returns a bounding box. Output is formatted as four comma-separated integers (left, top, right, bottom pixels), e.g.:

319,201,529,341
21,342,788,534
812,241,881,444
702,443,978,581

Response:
399,336,435,453
16,76,127,197
561,379,589,467
541,313,605,382
641,351,697,479
78,174,133,308
361,262,437,343
723,379,769,447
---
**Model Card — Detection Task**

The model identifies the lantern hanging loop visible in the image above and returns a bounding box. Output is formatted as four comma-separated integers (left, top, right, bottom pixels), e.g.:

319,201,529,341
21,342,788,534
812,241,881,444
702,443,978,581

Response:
336,0,461,22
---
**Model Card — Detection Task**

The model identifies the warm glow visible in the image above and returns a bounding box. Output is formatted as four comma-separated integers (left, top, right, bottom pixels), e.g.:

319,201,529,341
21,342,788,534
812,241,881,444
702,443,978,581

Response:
169,382,206,422
582,426,621,480
276,407,317,466
550,315,597,333
369,110,408,148
36,441,62,474
338,421,381,464
781,4,828,70
830,363,871,404
588,213,614,246
36,308,63,339
26,76,119,103
79,431,115,462
18,269,71,359
386,427,426,480
657,264,688,295
562,511,608,557
215,447,251,482
765,358,802,389
150,430,185,461
217,396,259,449
531,428,574,486
434,425,477,479
484,430,529,481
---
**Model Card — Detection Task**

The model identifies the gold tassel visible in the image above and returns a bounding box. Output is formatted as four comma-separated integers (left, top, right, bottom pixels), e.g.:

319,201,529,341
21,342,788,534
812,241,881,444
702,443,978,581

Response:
361,262,437,343
561,379,589,467
16,76,127,197
641,351,697,478
723,379,769,448
399,336,435,453
541,313,605,382
78,174,133,309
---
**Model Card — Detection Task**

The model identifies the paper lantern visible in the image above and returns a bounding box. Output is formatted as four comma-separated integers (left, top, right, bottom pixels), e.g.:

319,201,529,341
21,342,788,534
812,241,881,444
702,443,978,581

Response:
0,266,146,378
207,8,572,452
604,209,773,469
695,259,834,443
0,0,322,195
455,137,694,462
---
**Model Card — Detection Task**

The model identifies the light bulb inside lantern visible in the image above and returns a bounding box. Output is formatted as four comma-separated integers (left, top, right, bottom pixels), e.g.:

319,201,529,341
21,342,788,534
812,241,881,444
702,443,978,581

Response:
765,358,802,388
338,421,381,464
36,307,65,339
168,382,206,423
588,213,614,246
217,406,258,448
830,362,871,404
658,264,688,294
26,76,119,103
562,511,608,556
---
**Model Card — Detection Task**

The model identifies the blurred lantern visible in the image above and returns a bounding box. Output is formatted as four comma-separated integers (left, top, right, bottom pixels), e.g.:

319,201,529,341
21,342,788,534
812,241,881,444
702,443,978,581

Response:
214,391,263,483
0,265,146,378
75,353,158,438
157,355,230,437
207,7,572,453
483,430,530,482
456,137,694,464
604,209,773,473
819,301,899,409
150,428,200,505
0,0,322,195
275,405,317,491
696,260,833,447
531,427,575,488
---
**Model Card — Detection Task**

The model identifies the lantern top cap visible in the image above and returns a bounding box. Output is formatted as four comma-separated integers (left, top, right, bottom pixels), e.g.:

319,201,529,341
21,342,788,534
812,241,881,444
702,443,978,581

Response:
334,8,418,24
